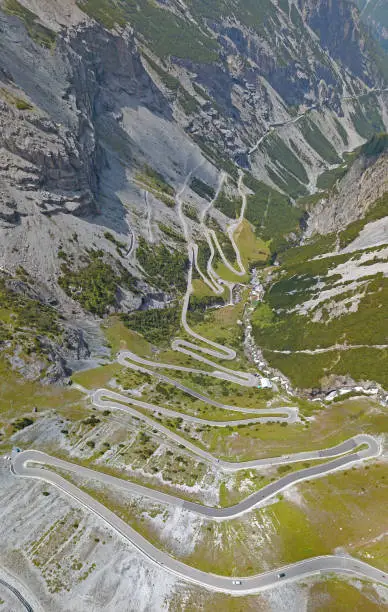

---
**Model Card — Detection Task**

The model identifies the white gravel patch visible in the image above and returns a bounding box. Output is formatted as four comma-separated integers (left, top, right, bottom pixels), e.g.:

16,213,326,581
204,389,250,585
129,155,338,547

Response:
0,468,183,612
328,249,388,283
282,487,305,508
144,506,205,556
264,582,308,611
343,218,388,253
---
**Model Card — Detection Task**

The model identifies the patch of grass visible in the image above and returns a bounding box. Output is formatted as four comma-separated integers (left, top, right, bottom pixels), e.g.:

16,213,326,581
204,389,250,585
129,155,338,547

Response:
360,132,388,158
189,293,225,316
264,347,388,390
354,538,388,575
296,190,327,210
183,456,387,576
234,219,270,268
115,369,152,391
192,279,218,299
103,317,152,357
142,381,265,422
0,88,33,111
15,98,33,110
333,117,349,146
192,81,212,101
214,260,250,284
244,174,303,254
254,274,388,350
278,233,336,266
72,363,123,389
0,358,82,445
4,0,56,49
136,164,175,198
298,117,341,164
0,275,60,338
142,53,181,91
195,241,212,274
198,396,385,460
0,274,68,378
12,416,34,431
103,231,127,256
178,90,201,115
316,163,349,191
186,0,276,31
270,498,327,560
188,299,245,351
263,351,337,389
334,347,388,389
262,133,309,185
265,164,308,200
301,462,388,568
158,223,185,243
338,191,388,248
206,218,237,265
308,578,384,612
183,204,199,222
350,96,385,140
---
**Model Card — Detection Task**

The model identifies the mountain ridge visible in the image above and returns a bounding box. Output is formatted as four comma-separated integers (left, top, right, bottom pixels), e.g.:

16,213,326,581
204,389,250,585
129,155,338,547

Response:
0,0,387,382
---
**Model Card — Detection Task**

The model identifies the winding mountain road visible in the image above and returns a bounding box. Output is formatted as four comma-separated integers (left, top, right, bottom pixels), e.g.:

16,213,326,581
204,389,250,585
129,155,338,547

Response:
9,160,387,597
14,434,379,514
12,438,385,595
0,577,33,612
116,352,291,416
119,246,258,388
93,388,296,428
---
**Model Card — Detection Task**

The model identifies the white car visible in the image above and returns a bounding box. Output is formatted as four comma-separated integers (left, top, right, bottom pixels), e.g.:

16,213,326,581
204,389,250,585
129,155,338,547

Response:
232,580,242,585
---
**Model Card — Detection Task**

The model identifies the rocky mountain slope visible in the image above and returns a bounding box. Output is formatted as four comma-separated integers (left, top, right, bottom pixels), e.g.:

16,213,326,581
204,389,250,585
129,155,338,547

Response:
0,0,387,380
306,133,388,235
354,0,388,51
0,4,387,611
252,136,387,393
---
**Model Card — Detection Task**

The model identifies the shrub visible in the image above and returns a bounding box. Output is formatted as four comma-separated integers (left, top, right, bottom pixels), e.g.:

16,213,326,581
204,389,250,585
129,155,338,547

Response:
58,251,138,316
12,417,34,431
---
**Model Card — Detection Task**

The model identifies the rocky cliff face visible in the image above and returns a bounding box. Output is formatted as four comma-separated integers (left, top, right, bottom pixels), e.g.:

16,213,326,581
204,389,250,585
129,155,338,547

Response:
0,0,387,380
353,0,388,52
0,97,96,223
0,10,166,297
298,0,384,85
306,136,388,236
0,15,165,228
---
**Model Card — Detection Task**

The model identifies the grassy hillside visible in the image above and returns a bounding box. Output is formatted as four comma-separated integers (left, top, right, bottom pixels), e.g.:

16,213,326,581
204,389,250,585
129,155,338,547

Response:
252,180,388,390
244,175,304,255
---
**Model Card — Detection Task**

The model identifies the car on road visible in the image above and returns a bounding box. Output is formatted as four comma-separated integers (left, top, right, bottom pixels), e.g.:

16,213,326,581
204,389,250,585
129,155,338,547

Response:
278,572,286,579
232,580,242,585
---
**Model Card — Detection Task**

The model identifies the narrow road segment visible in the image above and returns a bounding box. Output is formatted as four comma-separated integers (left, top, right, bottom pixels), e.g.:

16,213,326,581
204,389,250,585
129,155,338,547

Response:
11,445,386,595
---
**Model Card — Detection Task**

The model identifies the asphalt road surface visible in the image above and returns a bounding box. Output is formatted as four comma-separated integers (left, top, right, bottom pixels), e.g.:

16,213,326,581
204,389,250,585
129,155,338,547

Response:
12,446,387,595
10,166,388,597
92,389,375,473
0,577,33,612
113,358,298,418
13,435,379,519
93,387,296,427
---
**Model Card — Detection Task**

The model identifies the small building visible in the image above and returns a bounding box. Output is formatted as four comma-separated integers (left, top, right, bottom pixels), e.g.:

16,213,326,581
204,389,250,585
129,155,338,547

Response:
257,377,272,389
